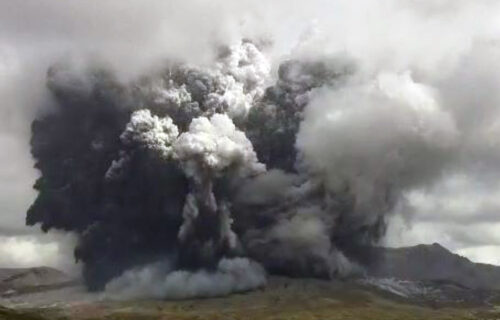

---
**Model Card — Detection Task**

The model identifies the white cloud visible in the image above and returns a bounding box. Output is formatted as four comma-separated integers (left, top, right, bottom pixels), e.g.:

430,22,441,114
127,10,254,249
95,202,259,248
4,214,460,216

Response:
456,246,500,265
0,233,79,274
386,173,500,264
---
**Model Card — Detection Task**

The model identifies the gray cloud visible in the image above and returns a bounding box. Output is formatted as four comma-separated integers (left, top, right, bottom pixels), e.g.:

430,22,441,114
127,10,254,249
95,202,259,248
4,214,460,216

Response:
1,0,500,276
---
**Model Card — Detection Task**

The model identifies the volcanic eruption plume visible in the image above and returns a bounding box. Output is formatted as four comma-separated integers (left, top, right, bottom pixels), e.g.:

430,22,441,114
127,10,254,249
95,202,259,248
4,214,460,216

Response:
26,37,459,299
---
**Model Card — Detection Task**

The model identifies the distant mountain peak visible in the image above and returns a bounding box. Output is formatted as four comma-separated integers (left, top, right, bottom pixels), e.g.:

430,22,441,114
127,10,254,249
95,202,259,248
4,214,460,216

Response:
353,243,500,290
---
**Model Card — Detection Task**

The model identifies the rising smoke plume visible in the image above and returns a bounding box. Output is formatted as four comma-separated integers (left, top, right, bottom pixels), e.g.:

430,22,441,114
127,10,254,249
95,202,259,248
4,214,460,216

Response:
25,40,454,295
22,0,500,298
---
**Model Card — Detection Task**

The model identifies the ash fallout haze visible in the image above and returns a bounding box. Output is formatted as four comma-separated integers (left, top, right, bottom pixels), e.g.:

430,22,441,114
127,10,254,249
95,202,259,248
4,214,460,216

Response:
1,0,500,299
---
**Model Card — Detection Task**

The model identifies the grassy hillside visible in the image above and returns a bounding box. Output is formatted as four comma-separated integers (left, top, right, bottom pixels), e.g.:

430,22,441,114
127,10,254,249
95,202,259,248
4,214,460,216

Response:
8,277,499,320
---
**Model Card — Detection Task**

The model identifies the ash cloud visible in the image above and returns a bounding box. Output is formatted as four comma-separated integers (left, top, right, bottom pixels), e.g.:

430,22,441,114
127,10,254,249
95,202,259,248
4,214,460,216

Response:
104,257,266,300
0,0,499,299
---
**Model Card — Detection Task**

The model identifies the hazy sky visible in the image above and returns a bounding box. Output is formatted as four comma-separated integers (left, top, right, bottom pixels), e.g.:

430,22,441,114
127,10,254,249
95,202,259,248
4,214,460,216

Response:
2,0,500,270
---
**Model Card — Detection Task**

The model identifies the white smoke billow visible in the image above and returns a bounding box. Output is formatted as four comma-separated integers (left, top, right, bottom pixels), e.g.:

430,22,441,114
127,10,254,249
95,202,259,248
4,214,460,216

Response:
297,72,458,225
121,109,179,158
104,257,266,300
174,113,265,178
106,109,179,179
161,258,266,299
6,0,500,299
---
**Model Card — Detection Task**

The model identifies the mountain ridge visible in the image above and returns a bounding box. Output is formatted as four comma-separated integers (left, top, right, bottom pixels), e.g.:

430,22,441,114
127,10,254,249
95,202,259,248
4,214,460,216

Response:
347,242,500,291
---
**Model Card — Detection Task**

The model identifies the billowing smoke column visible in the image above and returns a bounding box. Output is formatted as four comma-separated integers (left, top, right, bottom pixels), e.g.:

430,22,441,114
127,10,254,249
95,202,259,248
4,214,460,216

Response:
174,113,265,269
27,40,457,297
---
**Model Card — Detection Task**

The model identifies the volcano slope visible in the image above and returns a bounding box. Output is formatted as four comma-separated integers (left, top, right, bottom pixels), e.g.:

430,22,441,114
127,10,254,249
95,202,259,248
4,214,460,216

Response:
2,244,500,320
2,276,500,320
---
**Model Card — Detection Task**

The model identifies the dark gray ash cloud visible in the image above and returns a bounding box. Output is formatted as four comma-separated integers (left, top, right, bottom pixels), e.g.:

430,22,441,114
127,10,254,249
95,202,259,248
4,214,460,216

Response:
1,0,500,298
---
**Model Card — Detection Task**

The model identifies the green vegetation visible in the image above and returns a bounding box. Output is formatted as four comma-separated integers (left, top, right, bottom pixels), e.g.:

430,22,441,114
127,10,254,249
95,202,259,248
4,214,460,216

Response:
10,284,500,320
0,306,51,320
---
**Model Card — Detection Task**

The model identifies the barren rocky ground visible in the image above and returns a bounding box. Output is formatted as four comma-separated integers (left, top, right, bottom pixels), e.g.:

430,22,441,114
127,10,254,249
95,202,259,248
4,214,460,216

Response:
3,244,500,320
0,276,499,320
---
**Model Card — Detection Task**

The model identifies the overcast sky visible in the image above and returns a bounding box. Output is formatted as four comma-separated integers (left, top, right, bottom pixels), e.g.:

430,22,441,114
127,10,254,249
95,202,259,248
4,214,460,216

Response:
2,0,500,270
